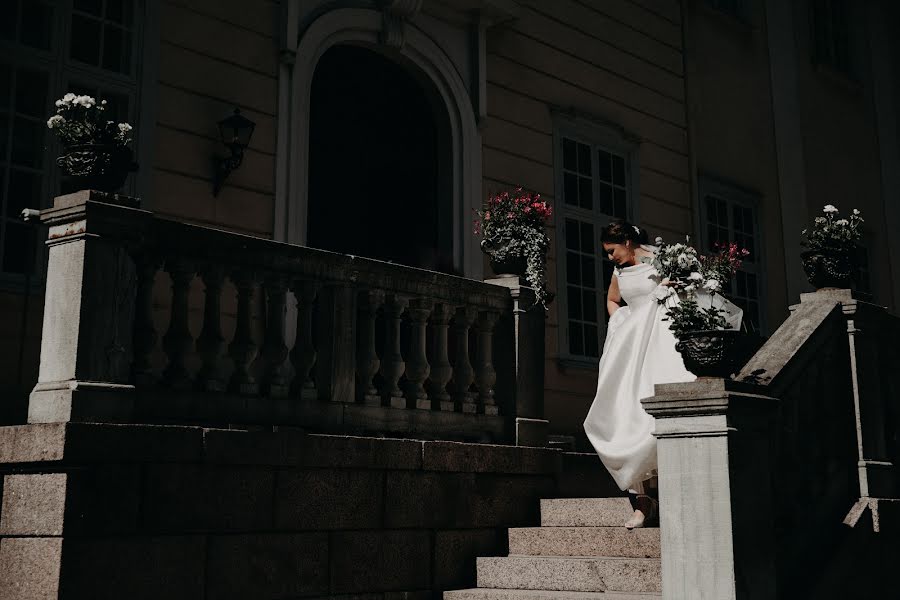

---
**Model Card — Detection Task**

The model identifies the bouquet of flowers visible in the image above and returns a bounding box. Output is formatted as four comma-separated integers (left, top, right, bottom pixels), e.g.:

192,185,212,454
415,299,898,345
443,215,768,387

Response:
801,204,863,251
649,236,747,336
46,93,133,148
474,186,553,309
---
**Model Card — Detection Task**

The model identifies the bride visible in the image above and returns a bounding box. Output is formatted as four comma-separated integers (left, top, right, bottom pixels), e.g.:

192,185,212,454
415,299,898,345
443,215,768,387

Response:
583,220,741,529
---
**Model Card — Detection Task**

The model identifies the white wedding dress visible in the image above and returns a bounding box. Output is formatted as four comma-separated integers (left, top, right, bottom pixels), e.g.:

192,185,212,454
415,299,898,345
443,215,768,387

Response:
583,251,742,491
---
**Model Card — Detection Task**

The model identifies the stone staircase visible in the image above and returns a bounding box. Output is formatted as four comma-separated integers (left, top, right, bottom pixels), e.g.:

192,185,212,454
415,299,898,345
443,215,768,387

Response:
445,498,662,600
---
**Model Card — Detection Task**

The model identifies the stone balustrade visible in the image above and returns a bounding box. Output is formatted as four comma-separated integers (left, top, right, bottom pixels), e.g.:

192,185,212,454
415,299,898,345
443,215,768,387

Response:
26,191,548,444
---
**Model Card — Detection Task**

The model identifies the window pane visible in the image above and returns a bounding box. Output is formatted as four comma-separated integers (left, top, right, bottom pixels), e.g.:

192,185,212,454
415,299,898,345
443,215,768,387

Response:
70,14,102,66
566,253,581,285
582,256,596,288
102,26,132,74
612,155,626,185
74,0,104,17
580,221,594,254
6,169,40,217
11,118,44,168
106,0,134,26
583,290,597,323
564,172,578,206
0,2,18,41
568,287,583,319
578,176,592,210
597,150,611,183
0,64,11,111
569,321,584,356
2,221,35,273
565,218,579,250
577,142,591,175
20,1,54,51
584,324,599,358
14,68,48,118
563,138,576,171
599,184,612,215
613,189,626,218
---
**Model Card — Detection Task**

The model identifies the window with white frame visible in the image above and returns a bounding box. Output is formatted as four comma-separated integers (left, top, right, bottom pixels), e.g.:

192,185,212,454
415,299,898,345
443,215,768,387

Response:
555,122,638,361
698,177,765,333
0,0,142,277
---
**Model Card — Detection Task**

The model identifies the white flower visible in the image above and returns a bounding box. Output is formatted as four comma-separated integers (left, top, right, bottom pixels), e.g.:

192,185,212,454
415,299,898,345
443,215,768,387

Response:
688,271,703,281
653,286,674,302
704,279,721,292
815,216,826,224
73,95,95,107
101,100,108,105
853,209,860,215
655,236,663,245
823,204,838,213
118,123,132,133
63,93,76,102
836,219,848,226
46,115,65,129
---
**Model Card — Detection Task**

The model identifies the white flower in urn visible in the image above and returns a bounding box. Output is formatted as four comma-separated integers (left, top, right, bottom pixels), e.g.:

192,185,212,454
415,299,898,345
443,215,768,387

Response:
823,204,838,213
688,271,703,282
46,115,65,129
704,279,721,292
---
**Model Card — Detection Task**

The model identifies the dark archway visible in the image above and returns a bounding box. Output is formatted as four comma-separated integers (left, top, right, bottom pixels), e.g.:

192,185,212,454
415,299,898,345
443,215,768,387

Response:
307,44,451,272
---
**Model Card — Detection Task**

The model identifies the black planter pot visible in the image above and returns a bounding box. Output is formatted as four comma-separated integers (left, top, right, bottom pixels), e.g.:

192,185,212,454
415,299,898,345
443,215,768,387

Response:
481,239,528,278
675,329,762,378
57,143,138,193
800,248,854,289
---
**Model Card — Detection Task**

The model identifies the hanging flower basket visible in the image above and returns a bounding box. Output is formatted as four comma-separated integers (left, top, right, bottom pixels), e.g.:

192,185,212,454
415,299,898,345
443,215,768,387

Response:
675,329,761,378
482,239,527,278
800,248,854,290
57,143,138,193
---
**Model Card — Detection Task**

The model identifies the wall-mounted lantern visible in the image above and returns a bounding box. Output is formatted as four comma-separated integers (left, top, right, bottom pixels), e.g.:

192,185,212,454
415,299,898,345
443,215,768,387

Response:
212,108,255,196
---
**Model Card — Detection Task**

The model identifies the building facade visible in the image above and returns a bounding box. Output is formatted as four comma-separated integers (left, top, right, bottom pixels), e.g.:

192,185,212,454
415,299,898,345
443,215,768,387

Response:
1,0,898,450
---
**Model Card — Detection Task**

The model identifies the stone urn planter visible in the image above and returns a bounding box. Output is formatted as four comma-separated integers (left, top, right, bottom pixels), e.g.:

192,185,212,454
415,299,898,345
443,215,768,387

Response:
800,248,854,289
57,143,138,193
675,329,762,378
481,239,527,278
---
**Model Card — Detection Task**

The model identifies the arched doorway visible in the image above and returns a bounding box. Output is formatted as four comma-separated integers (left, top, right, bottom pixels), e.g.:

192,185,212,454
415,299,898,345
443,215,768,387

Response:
307,44,452,272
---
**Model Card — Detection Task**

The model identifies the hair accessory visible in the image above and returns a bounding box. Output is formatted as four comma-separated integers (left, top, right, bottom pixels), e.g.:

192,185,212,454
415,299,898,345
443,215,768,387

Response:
633,225,640,234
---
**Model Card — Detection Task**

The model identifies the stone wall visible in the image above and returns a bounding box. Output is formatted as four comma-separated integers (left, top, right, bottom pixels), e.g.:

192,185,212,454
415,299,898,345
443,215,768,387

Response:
0,423,616,600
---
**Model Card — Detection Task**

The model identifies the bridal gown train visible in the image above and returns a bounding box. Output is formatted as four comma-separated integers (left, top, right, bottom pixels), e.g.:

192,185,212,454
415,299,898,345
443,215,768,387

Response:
583,257,742,491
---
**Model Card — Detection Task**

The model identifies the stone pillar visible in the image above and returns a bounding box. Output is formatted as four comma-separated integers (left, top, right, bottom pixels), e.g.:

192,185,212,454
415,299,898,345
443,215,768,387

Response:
356,289,385,407
486,276,548,447
380,294,408,409
196,264,227,392
427,303,454,411
28,191,150,424
290,279,319,400
405,298,434,409
642,379,778,600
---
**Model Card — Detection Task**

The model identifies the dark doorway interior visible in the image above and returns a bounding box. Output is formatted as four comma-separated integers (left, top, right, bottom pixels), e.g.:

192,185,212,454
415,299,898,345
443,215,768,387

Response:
308,44,449,272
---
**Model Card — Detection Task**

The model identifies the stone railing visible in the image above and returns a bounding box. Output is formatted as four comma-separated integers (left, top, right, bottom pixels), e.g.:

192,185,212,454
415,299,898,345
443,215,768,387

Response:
26,191,548,444
642,289,900,600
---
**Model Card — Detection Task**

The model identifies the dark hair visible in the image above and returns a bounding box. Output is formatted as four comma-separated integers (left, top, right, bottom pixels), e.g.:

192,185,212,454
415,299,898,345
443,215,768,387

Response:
600,220,649,245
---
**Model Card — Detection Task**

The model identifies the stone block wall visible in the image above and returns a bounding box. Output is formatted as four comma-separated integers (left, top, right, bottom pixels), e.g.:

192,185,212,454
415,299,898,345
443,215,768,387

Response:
0,424,613,599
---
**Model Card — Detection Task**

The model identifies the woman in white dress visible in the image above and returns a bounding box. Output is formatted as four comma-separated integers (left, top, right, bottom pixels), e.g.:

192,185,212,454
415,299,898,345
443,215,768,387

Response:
583,221,695,529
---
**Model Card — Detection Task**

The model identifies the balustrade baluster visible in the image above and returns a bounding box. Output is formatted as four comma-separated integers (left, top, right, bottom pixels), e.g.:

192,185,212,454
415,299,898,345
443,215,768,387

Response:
132,253,160,386
449,306,477,413
229,270,259,396
195,264,227,392
162,259,196,390
405,298,434,408
475,310,499,415
290,280,319,398
427,303,454,411
262,275,290,397
380,294,408,408
357,289,385,406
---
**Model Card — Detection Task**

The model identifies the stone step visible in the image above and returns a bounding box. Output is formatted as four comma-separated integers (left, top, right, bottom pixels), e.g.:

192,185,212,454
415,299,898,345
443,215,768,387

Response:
508,527,660,558
445,588,660,600
540,498,635,527
476,556,661,594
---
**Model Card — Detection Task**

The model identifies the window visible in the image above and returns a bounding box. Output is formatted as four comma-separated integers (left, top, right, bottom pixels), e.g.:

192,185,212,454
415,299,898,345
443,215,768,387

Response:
0,0,142,278
810,0,853,76
555,120,638,362
698,177,765,333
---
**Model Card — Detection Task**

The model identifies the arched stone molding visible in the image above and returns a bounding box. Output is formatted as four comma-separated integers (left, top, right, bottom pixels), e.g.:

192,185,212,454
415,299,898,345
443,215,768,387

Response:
282,7,483,279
